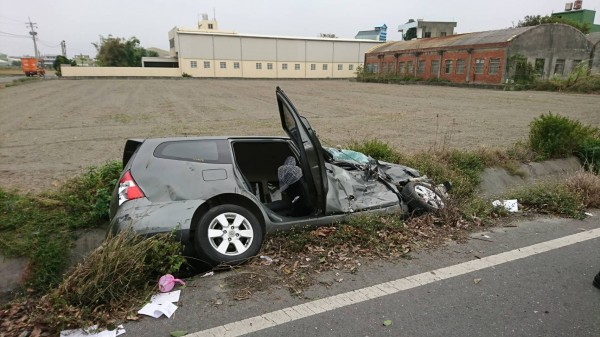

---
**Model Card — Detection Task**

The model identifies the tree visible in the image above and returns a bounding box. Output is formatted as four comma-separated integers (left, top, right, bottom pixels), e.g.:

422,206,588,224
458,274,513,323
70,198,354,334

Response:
53,55,77,77
517,15,590,34
93,35,154,67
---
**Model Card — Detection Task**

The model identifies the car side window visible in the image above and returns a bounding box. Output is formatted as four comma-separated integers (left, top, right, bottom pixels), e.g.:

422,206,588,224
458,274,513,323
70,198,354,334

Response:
282,103,297,132
154,140,231,164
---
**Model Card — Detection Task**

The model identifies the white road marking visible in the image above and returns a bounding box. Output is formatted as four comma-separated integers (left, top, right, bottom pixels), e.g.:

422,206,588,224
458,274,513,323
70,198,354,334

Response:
186,228,600,337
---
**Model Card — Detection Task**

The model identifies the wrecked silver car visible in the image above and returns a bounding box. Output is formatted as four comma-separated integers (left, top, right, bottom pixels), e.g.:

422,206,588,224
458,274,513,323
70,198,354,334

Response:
109,87,448,266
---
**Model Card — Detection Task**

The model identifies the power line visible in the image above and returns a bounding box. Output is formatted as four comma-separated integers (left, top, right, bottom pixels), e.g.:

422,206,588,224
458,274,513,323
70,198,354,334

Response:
0,30,30,38
0,15,23,23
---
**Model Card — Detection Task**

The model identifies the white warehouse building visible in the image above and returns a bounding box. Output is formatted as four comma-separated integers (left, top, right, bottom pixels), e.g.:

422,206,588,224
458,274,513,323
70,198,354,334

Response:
167,18,381,79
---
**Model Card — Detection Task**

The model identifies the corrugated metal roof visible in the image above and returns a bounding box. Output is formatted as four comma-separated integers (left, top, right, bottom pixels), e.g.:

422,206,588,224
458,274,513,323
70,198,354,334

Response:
175,28,381,43
369,26,537,53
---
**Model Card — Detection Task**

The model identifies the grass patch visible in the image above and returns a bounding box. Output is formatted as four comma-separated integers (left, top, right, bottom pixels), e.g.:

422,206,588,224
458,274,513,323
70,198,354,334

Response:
564,171,600,208
507,181,585,219
4,230,185,335
0,161,121,292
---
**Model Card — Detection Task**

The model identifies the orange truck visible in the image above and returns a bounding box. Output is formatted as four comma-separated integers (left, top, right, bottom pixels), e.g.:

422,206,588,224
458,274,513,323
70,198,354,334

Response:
20,57,45,77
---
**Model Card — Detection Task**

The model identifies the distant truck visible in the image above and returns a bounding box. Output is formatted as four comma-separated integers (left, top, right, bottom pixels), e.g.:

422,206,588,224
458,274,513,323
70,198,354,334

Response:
20,57,45,77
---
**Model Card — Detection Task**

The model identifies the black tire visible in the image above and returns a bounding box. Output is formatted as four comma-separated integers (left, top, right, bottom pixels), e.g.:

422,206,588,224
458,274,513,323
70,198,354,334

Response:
194,204,263,267
401,181,445,213
594,271,600,289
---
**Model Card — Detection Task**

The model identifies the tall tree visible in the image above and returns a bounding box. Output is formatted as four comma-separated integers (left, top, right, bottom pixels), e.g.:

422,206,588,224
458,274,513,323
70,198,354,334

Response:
93,35,154,67
518,15,590,34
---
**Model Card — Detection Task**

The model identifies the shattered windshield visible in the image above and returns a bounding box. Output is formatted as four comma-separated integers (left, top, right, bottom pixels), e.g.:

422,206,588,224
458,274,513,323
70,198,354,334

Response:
324,147,369,164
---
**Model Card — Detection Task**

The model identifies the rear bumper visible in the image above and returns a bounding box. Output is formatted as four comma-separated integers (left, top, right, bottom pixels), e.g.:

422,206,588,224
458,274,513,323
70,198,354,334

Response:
108,197,206,243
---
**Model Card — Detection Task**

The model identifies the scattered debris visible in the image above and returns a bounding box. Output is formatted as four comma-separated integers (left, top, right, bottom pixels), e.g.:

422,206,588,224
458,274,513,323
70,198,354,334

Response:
60,325,125,337
158,274,186,293
170,331,188,337
138,290,181,319
492,199,519,212
200,271,214,278
473,278,482,284
383,319,393,326
260,255,274,265
585,212,593,217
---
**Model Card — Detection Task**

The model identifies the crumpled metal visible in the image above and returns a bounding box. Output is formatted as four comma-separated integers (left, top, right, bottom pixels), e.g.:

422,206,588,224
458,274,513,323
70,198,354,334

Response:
278,156,303,192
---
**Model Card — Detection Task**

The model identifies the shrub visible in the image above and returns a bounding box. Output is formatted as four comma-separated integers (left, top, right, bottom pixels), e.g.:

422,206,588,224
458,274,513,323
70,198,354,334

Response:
347,138,402,163
35,230,185,331
528,113,598,159
564,171,600,208
508,181,585,218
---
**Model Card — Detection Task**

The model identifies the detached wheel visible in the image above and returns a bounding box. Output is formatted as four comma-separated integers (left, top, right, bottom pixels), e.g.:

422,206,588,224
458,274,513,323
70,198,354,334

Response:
401,181,445,213
194,204,263,267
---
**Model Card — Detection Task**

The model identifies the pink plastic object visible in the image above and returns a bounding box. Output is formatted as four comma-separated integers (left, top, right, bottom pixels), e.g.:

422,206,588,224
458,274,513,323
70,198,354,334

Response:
158,274,185,292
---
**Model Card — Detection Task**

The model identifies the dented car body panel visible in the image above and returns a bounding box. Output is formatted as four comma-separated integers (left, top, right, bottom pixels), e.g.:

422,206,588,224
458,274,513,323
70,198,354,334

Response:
109,87,447,265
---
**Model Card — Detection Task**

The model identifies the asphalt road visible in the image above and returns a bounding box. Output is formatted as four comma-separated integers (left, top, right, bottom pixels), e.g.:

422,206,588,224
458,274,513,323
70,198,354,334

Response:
123,215,600,337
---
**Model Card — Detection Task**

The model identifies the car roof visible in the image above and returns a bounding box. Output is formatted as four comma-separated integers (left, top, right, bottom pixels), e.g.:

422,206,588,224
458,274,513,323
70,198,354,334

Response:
132,136,291,142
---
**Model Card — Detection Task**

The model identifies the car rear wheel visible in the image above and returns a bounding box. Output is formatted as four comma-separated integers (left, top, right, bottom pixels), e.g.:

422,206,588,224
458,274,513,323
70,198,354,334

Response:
401,181,445,213
194,204,264,267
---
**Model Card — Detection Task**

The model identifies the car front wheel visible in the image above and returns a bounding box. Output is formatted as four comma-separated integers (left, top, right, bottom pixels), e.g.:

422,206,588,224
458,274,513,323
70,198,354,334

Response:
194,204,264,267
401,181,445,213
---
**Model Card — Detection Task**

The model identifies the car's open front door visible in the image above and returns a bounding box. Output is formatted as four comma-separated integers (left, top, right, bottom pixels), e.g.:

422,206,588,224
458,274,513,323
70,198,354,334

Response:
276,87,328,214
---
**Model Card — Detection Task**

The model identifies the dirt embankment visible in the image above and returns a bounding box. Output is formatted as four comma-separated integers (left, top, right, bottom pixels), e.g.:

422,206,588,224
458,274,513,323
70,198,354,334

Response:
1,79,598,193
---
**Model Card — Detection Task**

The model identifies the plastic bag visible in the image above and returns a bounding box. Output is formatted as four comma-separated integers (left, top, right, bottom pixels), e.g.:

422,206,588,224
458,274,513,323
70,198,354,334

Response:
158,274,185,293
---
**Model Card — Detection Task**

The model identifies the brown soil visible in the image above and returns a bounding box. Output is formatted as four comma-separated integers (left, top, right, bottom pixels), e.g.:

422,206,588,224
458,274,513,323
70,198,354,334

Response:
1,79,598,193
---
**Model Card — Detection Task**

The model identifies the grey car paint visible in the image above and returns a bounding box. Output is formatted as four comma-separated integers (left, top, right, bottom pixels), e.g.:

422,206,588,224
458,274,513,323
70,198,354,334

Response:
109,87,446,265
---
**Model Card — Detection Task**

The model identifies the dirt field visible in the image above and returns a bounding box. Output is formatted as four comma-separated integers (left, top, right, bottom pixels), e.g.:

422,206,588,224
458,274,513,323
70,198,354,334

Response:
0,79,598,193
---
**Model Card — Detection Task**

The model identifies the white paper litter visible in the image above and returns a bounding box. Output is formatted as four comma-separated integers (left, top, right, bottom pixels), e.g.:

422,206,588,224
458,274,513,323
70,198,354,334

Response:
138,290,181,318
150,290,180,304
60,324,125,337
260,255,273,265
200,271,214,278
585,212,593,217
492,199,518,212
138,302,178,318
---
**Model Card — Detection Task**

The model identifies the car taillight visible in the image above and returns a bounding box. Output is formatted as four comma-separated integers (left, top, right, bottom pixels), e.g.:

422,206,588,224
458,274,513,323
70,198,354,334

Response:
118,170,145,205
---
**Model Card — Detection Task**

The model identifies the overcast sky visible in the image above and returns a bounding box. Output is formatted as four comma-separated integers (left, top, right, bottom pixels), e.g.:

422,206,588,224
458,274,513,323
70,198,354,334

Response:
1,0,599,58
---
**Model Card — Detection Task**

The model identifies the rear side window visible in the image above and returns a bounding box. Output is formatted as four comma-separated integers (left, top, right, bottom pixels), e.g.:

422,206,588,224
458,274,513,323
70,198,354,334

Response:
154,140,231,164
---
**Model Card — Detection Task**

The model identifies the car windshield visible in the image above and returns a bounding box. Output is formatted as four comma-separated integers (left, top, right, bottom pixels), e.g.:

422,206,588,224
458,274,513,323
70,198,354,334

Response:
324,147,369,164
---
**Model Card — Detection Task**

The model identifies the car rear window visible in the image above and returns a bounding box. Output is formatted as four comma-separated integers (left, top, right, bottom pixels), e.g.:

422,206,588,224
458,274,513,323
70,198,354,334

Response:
154,139,231,164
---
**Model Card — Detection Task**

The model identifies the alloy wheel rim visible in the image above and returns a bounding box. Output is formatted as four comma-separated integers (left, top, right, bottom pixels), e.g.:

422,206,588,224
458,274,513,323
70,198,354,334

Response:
207,212,254,256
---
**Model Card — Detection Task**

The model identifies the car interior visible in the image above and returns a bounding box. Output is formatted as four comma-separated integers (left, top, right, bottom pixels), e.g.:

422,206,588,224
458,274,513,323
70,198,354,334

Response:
232,140,312,217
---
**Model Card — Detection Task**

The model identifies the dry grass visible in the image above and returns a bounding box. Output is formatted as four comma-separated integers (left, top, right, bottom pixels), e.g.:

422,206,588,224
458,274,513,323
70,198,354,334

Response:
565,170,600,208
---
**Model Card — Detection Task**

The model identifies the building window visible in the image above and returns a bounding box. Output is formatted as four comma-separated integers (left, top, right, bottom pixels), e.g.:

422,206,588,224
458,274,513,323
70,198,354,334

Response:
554,59,565,75
295,64,301,70
534,59,545,76
488,58,500,74
169,38,175,48
474,59,484,74
234,62,240,69
203,61,210,69
338,64,343,71
407,61,413,74
424,32,431,38
349,64,354,71
256,63,262,70
571,59,582,72
373,63,378,73
311,64,316,70
382,63,387,73
282,63,288,70
440,32,447,37
366,64,372,73
323,64,328,70
431,60,439,75
456,59,465,74
417,60,425,74
388,63,394,73
267,63,273,70
190,61,197,68
398,62,405,75
445,60,453,74
208,23,213,29
220,62,226,69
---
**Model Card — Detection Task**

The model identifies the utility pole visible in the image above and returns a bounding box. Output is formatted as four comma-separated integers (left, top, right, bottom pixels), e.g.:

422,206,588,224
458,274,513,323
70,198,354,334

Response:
61,40,67,57
26,17,40,59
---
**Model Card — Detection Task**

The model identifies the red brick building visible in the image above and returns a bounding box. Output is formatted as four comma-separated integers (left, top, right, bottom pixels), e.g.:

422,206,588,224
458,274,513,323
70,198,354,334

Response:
364,24,593,84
